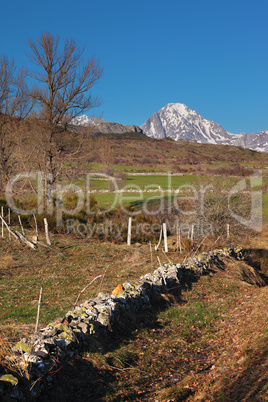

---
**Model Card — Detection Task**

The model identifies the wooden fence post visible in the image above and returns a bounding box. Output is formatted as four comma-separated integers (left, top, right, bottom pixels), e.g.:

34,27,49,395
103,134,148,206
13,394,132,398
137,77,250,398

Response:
33,214,38,243
18,215,25,237
176,222,182,253
191,224,194,244
163,222,168,253
1,206,3,238
0,215,37,248
155,225,163,251
8,208,11,241
127,217,132,246
44,218,51,246
34,287,43,335
149,241,153,271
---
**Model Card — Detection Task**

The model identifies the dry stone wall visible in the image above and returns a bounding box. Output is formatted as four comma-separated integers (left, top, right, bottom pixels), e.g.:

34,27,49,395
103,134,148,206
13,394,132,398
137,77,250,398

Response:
0,247,243,401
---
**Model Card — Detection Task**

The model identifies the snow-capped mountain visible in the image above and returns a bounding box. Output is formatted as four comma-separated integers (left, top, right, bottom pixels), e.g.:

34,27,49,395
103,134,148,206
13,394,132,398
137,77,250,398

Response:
141,103,268,152
71,115,105,126
141,103,237,144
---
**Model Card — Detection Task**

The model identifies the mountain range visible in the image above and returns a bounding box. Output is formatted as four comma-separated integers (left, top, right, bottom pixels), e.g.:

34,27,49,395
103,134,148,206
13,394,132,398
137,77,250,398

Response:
72,103,268,153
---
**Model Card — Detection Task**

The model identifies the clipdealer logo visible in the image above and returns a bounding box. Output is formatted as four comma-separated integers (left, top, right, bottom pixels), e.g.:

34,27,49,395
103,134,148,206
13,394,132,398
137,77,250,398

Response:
5,171,263,233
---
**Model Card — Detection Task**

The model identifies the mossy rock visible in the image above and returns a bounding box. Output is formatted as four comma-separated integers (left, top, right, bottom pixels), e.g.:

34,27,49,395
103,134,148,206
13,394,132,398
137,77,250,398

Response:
75,311,88,317
14,341,30,354
0,374,19,386
98,313,110,326
57,331,76,342
53,323,70,333
89,323,96,335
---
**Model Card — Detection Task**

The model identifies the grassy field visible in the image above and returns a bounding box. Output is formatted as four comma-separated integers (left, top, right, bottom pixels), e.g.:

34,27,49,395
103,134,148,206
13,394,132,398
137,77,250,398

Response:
63,173,268,222
76,173,198,193
87,178,268,222
0,233,170,336
124,174,198,189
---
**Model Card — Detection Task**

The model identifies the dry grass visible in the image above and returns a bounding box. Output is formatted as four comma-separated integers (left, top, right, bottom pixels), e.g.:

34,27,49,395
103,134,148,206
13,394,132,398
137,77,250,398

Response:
0,254,16,273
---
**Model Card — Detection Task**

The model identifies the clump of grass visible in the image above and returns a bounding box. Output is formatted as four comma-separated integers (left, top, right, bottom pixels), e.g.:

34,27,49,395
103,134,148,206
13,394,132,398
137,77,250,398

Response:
0,330,33,399
106,349,139,370
0,254,16,278
160,300,221,330
0,287,44,400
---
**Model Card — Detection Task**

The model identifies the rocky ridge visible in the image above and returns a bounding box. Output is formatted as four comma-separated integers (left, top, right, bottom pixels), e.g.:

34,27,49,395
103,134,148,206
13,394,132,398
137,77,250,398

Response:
90,121,143,135
71,115,142,135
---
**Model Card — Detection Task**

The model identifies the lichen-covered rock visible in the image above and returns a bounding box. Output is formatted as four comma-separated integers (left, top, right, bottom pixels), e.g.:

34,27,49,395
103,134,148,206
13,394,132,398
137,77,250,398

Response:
0,374,19,386
40,327,57,338
57,331,76,343
13,341,30,354
77,322,89,334
23,353,43,364
53,323,71,333
97,312,111,326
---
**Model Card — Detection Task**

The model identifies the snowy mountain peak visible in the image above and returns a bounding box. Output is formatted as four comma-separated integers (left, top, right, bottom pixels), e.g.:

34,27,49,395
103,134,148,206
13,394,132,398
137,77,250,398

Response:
165,103,190,116
141,103,268,152
141,102,235,145
71,115,93,126
71,115,105,126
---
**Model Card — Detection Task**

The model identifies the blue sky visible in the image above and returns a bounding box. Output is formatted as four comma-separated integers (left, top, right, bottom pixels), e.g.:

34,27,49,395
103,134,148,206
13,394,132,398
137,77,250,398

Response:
1,0,268,134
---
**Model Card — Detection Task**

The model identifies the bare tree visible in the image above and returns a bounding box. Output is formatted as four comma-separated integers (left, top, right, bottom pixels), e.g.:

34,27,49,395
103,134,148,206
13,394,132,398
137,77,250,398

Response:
0,55,31,193
99,137,114,168
26,32,103,197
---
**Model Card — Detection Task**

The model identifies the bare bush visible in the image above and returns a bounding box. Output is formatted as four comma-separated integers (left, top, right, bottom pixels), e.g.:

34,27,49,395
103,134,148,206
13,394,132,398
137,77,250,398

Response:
0,55,32,192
